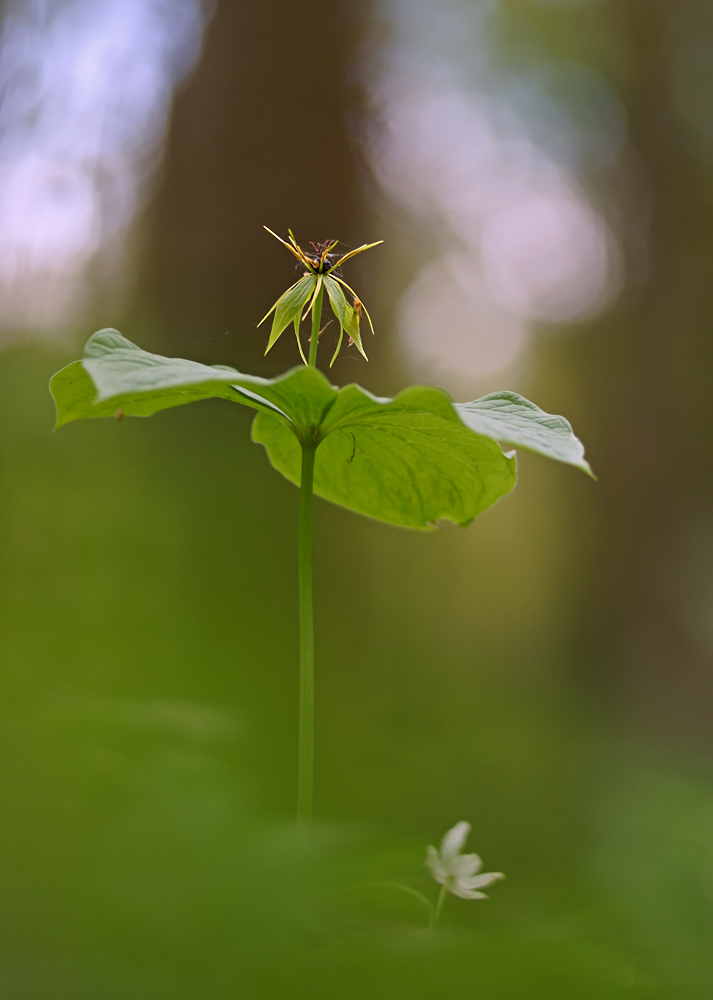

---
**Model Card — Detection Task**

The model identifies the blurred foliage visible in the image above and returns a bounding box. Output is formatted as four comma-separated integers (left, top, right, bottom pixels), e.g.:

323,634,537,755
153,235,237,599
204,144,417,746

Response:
0,343,711,997
506,0,713,748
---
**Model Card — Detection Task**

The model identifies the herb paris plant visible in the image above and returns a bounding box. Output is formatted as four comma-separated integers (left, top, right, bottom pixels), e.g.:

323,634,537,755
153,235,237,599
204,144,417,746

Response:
50,229,594,826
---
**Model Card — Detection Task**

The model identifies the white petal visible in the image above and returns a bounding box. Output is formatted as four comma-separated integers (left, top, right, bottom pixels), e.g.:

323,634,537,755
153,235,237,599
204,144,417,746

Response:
425,845,447,882
451,884,488,900
459,871,505,891
450,853,482,878
440,821,471,860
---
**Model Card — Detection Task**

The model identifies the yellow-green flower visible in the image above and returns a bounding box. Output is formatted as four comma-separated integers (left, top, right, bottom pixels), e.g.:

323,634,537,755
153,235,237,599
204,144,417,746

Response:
259,227,382,366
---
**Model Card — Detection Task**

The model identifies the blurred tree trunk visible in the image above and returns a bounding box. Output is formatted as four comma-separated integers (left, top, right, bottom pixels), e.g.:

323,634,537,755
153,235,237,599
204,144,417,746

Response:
136,0,370,374
557,0,713,746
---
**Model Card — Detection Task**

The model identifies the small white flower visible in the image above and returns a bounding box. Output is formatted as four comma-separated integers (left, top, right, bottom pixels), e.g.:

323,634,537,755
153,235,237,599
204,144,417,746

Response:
426,821,504,900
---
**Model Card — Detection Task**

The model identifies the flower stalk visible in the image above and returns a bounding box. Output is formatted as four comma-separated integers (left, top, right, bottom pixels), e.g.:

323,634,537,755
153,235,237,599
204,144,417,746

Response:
307,282,323,369
297,435,316,825
296,282,323,826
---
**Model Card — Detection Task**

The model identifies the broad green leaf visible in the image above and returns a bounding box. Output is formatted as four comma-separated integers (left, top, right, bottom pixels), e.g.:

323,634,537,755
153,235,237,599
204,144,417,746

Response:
50,329,334,433
323,275,367,361
263,274,317,354
252,384,517,530
455,391,593,477
51,356,251,429
51,329,591,531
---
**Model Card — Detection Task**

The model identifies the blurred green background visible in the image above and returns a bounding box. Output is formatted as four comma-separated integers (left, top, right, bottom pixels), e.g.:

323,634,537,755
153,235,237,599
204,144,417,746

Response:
1,0,713,996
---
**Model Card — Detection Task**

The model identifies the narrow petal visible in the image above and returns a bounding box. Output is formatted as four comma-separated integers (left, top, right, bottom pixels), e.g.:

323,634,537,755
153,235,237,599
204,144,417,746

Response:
440,821,471,861
329,327,344,367
329,240,383,269
264,226,307,265
302,273,323,320
459,871,505,891
293,316,308,365
450,853,482,878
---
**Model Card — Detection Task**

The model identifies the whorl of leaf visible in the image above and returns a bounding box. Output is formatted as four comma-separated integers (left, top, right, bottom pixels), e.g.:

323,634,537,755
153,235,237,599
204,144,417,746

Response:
50,330,592,530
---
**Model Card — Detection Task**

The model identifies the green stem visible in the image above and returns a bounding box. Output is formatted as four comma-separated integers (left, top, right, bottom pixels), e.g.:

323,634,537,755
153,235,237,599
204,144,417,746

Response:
429,884,447,932
308,282,324,368
296,281,323,825
297,438,316,826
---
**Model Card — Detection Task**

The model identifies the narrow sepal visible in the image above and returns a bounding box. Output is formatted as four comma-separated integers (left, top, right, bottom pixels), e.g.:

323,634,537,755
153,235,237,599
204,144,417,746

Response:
323,275,368,361
264,274,317,354
333,275,376,336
